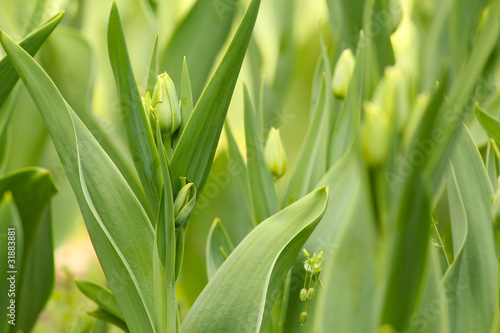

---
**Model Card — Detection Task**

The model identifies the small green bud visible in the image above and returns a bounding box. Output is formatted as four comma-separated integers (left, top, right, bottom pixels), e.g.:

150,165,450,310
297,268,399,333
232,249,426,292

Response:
173,179,197,227
317,251,323,260
150,72,181,138
264,127,287,179
332,48,355,99
300,311,308,325
303,249,310,258
361,101,390,166
390,1,418,78
174,182,194,217
300,288,308,301
307,287,315,299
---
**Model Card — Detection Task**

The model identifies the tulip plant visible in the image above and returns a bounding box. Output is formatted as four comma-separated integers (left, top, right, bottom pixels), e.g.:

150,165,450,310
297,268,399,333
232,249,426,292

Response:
1,0,500,332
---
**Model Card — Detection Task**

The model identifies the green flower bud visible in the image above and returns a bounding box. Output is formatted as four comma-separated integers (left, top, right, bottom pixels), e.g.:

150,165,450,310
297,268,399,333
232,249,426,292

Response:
372,66,410,132
361,101,391,166
332,48,355,99
264,127,287,179
150,72,181,138
317,251,323,260
300,311,308,325
300,288,308,301
307,287,315,299
173,178,197,228
303,249,310,258
390,1,418,78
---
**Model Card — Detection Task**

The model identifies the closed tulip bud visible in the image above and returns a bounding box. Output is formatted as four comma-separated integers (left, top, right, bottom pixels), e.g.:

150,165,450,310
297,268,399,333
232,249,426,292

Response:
264,127,287,179
300,288,308,301
332,48,355,99
361,101,390,166
300,311,308,325
150,72,181,138
307,287,315,299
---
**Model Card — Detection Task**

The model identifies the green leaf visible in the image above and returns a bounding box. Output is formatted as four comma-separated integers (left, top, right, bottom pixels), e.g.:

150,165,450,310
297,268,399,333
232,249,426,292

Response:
243,84,278,223
147,34,159,94
159,0,238,100
442,125,497,333
0,168,56,333
75,280,124,321
206,218,234,280
0,30,156,332
301,147,378,333
380,173,432,331
0,88,16,171
285,74,328,205
0,11,64,110
224,120,253,224
486,140,498,193
108,2,161,218
170,0,261,195
426,1,500,186
173,57,194,147
0,191,22,332
88,308,129,333
476,103,500,148
181,186,329,332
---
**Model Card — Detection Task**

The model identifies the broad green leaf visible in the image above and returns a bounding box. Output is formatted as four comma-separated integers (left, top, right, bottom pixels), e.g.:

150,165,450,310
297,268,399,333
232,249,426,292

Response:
0,192,22,332
40,25,149,213
0,88,16,171
0,11,64,110
0,168,56,333
243,84,278,223
173,57,194,147
170,0,261,195
88,308,129,333
325,0,365,48
442,125,497,333
108,2,161,218
159,0,238,100
75,280,124,321
224,120,253,224
206,218,234,280
476,104,500,149
449,0,491,68
426,1,500,186
0,30,156,332
304,147,378,333
380,174,432,331
182,187,329,332
405,246,450,333
147,34,159,94
285,75,328,205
